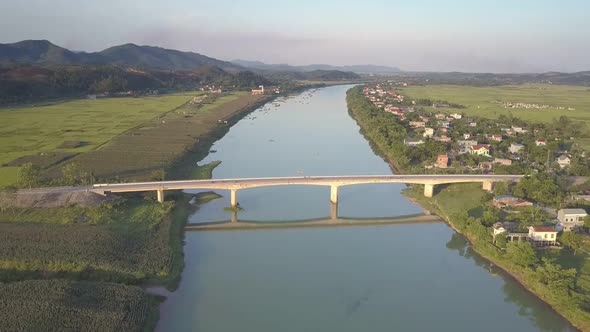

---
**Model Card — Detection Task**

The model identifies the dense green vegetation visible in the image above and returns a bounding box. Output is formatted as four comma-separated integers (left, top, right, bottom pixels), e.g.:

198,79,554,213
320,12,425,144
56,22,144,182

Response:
0,279,156,332
0,199,177,283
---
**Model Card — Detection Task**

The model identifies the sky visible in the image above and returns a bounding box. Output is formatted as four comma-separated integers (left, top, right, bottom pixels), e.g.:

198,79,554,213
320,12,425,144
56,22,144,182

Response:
1,0,589,73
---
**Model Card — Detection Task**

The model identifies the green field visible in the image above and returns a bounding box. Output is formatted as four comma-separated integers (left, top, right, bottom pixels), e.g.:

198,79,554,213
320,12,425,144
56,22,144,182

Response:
402,83,590,122
0,94,194,164
0,94,194,184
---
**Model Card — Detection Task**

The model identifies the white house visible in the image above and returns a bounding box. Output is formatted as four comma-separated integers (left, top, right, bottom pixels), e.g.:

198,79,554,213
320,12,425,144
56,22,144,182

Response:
463,133,472,139
556,154,571,168
404,138,425,146
509,143,525,154
512,126,528,134
528,226,557,247
493,223,507,237
557,209,588,231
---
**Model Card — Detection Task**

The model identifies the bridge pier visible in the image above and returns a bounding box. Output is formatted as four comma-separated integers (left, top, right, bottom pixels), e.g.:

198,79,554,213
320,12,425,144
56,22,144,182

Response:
330,202,338,220
157,189,165,203
330,185,339,204
424,184,434,198
230,189,238,208
482,180,493,192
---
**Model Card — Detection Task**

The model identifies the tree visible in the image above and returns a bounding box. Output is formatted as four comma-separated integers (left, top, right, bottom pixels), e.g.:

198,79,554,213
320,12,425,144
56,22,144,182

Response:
495,233,508,249
150,169,166,181
506,241,538,268
560,231,586,255
61,163,80,186
17,162,40,188
494,181,510,195
536,257,577,293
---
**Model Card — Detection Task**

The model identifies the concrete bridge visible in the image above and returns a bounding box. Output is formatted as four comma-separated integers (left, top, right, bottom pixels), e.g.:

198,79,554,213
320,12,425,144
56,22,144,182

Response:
89,174,524,205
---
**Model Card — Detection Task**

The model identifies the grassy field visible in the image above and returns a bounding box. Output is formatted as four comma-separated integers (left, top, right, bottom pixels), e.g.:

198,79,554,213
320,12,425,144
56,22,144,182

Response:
402,83,590,123
0,93,194,165
0,91,265,186
0,93,195,185
58,91,265,181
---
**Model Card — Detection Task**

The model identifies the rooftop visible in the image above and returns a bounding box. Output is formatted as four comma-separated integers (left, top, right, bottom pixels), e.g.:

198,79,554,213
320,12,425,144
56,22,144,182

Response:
529,226,556,232
560,208,587,215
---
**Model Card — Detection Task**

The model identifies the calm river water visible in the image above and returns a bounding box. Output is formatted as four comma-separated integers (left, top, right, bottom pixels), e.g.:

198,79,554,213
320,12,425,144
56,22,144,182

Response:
155,85,574,331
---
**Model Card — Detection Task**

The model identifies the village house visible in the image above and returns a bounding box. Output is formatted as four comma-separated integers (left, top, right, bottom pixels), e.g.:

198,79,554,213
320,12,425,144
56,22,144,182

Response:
493,223,507,238
436,154,449,168
470,144,491,156
509,143,525,154
435,113,446,120
493,158,513,166
511,126,528,134
423,127,434,138
490,134,503,142
528,226,558,247
404,138,425,146
450,113,462,119
535,138,547,146
469,122,477,127
557,208,588,231
463,133,472,139
434,135,452,143
457,140,478,154
493,195,533,209
492,222,530,243
438,121,450,128
556,154,571,168
409,121,426,128
251,85,265,95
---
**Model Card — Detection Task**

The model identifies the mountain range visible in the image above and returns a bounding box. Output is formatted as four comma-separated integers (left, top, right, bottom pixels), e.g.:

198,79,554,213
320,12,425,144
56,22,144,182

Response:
0,40,242,72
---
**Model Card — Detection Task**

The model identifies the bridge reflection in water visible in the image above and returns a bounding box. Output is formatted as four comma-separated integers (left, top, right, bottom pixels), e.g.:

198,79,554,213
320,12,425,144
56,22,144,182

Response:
185,209,442,231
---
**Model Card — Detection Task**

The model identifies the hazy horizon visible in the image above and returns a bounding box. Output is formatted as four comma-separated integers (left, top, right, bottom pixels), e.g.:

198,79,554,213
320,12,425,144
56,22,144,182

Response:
1,0,589,73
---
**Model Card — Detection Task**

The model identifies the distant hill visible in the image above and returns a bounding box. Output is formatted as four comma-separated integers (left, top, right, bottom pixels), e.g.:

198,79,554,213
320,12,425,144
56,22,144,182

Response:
232,59,401,74
0,40,242,72
265,69,361,82
0,64,271,104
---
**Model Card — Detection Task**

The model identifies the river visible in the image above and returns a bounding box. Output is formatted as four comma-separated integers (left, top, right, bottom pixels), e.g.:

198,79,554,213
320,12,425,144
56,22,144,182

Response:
155,85,574,331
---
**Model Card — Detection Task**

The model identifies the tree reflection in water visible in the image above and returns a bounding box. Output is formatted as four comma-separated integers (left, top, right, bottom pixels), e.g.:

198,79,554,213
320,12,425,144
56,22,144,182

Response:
446,232,576,332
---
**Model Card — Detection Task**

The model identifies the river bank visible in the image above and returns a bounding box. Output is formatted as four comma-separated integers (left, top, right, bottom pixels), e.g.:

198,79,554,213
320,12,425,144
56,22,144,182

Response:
345,86,587,331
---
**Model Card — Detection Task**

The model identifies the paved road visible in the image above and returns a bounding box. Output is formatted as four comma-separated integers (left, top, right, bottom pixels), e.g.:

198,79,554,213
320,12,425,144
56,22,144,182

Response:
15,174,524,195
